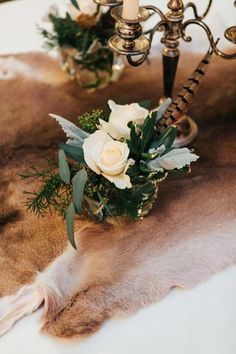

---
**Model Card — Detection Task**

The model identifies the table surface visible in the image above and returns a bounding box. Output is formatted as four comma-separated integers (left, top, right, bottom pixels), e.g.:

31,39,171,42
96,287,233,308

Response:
0,1,236,354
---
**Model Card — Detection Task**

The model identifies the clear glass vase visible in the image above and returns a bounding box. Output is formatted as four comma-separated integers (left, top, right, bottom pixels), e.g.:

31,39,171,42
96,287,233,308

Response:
137,185,159,218
58,46,125,90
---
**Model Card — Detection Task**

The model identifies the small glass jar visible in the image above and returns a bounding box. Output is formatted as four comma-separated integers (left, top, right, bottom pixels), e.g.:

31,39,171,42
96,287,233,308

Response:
137,185,159,218
58,46,125,90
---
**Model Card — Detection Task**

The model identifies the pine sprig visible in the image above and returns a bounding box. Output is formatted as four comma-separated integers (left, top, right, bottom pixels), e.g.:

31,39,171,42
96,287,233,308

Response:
20,161,72,217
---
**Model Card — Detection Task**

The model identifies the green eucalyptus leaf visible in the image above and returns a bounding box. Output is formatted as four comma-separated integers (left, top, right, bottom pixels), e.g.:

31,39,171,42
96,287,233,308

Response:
151,126,177,150
59,149,71,184
72,168,88,213
70,0,80,10
59,143,85,164
66,202,77,249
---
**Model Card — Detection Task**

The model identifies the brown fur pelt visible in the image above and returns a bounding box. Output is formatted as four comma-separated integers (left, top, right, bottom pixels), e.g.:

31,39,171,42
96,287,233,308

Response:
0,52,236,339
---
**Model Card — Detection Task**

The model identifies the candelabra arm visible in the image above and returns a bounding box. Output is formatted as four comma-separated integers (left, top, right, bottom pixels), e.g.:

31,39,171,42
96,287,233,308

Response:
143,5,167,22
182,19,236,60
127,52,149,66
127,20,168,66
184,0,213,20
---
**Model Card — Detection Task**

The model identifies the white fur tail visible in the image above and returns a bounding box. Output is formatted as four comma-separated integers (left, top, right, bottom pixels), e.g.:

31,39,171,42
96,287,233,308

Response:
0,285,43,336
0,245,80,337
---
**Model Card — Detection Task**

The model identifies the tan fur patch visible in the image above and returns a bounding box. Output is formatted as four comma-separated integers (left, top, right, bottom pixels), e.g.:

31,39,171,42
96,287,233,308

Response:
0,52,236,338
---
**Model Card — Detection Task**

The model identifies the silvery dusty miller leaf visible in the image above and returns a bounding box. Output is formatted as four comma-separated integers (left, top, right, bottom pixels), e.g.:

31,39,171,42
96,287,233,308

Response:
50,114,89,146
148,148,199,171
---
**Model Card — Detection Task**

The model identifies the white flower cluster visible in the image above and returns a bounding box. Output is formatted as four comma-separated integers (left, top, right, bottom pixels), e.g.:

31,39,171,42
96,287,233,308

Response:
67,0,97,17
67,0,107,20
82,101,199,189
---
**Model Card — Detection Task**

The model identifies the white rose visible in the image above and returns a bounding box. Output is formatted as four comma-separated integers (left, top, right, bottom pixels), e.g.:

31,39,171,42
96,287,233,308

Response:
67,0,98,19
99,100,149,140
83,130,133,189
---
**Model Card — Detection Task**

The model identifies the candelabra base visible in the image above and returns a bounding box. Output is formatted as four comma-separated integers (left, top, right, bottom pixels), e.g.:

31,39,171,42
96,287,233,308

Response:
172,115,198,148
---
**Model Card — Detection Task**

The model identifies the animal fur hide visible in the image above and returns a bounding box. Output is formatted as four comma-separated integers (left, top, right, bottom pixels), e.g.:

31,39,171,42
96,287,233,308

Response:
0,52,235,338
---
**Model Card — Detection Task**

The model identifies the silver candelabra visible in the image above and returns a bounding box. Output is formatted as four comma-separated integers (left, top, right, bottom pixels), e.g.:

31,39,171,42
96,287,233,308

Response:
95,0,236,146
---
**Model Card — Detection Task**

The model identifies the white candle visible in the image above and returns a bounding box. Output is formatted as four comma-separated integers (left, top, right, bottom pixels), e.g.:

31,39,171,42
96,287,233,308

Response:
122,0,140,20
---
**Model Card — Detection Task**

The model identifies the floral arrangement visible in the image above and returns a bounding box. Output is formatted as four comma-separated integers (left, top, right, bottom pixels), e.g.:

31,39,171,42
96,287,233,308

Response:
40,0,123,89
21,99,198,248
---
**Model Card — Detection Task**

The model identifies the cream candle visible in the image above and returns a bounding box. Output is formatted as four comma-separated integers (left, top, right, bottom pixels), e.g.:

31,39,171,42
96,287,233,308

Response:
122,0,139,20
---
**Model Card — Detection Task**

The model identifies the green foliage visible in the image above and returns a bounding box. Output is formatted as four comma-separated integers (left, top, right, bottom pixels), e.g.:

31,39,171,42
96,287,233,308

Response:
21,157,88,248
72,168,88,213
78,109,104,133
39,11,116,75
45,14,94,51
139,112,158,153
150,126,178,150
21,99,195,245
20,160,72,217
59,143,85,163
75,48,114,74
66,202,76,249
59,149,71,184
127,111,157,160
70,0,80,10
105,180,158,219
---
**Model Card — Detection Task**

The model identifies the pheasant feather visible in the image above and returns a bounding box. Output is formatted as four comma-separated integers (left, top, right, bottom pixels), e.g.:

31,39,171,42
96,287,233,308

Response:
157,49,213,134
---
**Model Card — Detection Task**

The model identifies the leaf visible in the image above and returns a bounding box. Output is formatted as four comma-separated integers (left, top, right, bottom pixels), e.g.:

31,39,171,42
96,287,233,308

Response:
139,161,153,173
72,168,88,213
59,150,71,184
139,100,151,110
59,143,85,163
147,148,199,171
141,151,160,160
127,124,141,158
70,0,80,10
133,182,156,201
127,112,157,159
66,202,77,249
140,111,157,153
151,126,177,150
50,114,89,146
155,98,172,122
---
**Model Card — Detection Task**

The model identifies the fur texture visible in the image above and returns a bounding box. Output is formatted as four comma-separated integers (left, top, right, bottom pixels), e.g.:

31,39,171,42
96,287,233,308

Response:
0,52,235,339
